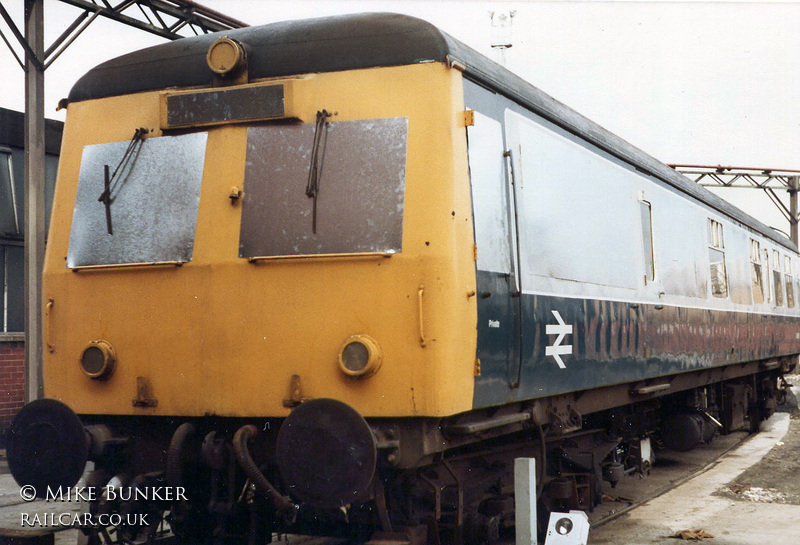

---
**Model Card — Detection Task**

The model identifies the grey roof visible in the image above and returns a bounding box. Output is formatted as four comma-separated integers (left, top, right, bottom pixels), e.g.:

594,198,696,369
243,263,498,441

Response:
0,107,63,155
68,12,795,251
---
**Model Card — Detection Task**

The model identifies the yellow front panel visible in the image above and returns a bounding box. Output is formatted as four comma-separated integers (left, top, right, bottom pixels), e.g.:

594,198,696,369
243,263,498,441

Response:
43,63,477,418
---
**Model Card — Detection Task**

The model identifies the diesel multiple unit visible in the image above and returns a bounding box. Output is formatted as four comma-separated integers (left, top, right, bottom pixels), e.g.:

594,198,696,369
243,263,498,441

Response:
7,13,797,545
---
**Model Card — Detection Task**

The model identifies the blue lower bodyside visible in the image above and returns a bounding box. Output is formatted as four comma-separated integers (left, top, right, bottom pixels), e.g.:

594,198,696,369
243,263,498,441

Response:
473,287,800,409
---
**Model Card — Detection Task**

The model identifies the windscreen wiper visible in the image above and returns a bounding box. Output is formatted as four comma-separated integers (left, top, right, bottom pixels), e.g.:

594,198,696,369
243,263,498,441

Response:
98,127,148,235
305,110,330,234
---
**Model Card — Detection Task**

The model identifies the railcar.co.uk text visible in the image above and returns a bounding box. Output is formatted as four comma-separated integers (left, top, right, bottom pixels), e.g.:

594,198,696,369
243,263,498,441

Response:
18,485,187,528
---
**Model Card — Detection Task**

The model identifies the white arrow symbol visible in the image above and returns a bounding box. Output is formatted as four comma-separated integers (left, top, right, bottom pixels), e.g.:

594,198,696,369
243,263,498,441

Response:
545,310,573,369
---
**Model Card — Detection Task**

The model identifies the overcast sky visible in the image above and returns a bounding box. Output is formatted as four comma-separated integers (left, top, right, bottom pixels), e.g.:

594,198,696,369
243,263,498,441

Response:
2,0,799,230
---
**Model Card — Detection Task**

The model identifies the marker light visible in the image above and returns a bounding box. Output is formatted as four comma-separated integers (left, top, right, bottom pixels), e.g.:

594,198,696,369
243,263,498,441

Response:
80,340,116,380
338,335,382,378
206,37,246,76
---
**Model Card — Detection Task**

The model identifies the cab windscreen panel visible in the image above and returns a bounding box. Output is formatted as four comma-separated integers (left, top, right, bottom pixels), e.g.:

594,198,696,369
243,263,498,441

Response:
239,117,407,258
67,132,207,268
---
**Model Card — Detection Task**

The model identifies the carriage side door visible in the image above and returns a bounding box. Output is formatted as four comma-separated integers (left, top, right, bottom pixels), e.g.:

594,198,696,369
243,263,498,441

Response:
466,110,523,391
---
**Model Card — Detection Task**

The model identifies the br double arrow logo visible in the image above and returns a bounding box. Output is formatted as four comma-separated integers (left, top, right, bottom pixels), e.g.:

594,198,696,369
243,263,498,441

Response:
545,310,573,369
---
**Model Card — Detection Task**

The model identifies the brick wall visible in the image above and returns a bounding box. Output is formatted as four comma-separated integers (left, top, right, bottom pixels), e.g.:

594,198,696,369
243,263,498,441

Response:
0,338,25,434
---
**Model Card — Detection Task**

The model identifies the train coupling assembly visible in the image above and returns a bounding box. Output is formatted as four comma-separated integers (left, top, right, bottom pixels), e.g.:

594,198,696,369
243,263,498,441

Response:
160,398,380,539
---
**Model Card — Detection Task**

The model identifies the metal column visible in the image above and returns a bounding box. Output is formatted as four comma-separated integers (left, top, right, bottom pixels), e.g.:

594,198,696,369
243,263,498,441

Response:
24,0,45,401
0,0,246,403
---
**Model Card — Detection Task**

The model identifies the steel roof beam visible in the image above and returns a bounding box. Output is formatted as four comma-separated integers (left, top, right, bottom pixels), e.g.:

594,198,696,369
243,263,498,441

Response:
56,0,246,40
671,165,800,190
672,164,800,245
0,1,44,70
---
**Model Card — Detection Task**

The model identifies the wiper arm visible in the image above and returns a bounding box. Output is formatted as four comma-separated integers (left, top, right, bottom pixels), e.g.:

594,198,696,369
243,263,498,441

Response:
306,110,330,234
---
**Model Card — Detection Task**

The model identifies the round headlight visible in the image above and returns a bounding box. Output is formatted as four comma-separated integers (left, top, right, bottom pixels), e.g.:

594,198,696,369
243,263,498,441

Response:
80,340,116,380
338,335,382,378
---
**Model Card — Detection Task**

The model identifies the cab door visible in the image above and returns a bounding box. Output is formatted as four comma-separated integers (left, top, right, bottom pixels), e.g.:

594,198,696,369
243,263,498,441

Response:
466,110,523,395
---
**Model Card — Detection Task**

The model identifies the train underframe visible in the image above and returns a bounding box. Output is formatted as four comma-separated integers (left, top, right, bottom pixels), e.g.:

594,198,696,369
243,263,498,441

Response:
7,357,795,545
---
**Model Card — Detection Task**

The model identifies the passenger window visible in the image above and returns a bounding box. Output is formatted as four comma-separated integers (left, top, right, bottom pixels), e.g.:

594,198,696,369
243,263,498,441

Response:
750,239,764,304
763,249,772,303
707,219,728,298
784,256,794,308
796,275,800,308
772,250,784,306
772,250,783,307
640,200,655,284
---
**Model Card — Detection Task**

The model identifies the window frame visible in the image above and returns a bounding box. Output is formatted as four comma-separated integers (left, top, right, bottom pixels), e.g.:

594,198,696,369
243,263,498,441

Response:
750,238,764,304
639,199,655,285
785,255,795,308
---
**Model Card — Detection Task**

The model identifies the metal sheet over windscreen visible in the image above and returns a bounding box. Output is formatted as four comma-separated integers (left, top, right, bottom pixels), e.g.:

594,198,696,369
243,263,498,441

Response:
67,132,207,267
240,117,407,257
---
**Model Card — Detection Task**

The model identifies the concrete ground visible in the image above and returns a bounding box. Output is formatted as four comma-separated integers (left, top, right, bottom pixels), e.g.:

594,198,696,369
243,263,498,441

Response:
589,393,800,544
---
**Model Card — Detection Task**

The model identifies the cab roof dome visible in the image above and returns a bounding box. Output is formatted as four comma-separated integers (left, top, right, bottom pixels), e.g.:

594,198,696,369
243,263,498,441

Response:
68,12,458,102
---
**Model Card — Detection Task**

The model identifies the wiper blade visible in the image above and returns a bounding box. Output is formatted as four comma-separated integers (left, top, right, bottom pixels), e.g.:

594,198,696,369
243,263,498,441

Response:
100,164,113,235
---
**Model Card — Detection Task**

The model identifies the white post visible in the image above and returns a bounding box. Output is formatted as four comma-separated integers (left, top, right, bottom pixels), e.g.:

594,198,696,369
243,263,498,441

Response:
515,457,537,545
